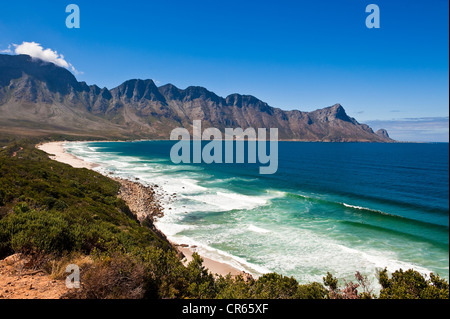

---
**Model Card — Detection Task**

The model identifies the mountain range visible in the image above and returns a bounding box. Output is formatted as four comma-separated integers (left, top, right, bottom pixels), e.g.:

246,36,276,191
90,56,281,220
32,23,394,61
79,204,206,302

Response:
0,54,392,142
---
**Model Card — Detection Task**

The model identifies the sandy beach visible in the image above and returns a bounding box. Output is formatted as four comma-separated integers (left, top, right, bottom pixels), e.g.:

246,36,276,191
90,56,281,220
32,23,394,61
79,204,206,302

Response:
177,246,245,277
37,142,99,169
36,141,247,278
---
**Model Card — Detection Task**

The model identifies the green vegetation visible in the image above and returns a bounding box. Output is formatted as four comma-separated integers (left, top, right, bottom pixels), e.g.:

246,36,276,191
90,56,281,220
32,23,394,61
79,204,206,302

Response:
378,268,449,299
0,142,170,259
0,140,448,299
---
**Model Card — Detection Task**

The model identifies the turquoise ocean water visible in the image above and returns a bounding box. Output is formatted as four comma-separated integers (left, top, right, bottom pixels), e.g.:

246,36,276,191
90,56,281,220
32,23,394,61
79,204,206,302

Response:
65,141,449,288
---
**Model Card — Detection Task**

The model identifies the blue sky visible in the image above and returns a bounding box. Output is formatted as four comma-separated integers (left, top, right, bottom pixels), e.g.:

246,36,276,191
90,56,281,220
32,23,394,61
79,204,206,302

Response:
0,0,448,141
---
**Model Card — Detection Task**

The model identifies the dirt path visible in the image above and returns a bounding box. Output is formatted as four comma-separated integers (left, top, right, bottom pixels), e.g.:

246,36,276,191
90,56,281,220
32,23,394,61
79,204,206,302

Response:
11,147,23,158
0,254,68,299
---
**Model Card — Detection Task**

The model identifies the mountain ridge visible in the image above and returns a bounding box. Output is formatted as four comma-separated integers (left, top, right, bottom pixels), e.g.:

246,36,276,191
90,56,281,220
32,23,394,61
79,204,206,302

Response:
0,54,393,142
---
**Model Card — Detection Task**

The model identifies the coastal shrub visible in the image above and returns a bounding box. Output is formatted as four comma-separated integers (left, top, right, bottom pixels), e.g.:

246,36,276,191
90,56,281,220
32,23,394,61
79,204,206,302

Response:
377,268,449,299
250,273,300,299
0,189,6,206
143,247,188,299
323,271,375,299
0,144,171,258
295,282,329,299
355,271,375,299
215,273,327,299
13,202,30,214
0,199,168,259
323,272,339,292
0,210,73,255
185,253,216,299
63,251,146,299
215,274,253,299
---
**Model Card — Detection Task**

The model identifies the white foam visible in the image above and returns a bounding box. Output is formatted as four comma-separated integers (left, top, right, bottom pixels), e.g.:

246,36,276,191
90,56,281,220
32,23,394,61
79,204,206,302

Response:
342,203,392,216
343,203,365,210
338,244,430,272
183,191,271,212
248,224,271,233
155,221,196,237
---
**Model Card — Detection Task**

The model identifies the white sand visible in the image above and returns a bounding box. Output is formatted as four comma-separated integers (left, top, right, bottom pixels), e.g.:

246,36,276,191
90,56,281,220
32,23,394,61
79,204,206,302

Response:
178,246,244,277
37,142,99,169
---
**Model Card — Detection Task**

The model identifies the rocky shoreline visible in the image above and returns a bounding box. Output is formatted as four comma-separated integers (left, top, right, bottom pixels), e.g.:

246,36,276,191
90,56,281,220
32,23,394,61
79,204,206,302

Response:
113,177,182,258
114,177,164,223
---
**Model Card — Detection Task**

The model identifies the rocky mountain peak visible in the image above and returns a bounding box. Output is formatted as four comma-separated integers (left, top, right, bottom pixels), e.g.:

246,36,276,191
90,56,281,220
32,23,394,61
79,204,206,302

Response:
329,103,351,121
376,129,390,139
183,86,221,103
309,103,353,123
158,84,183,100
0,54,81,95
114,79,166,103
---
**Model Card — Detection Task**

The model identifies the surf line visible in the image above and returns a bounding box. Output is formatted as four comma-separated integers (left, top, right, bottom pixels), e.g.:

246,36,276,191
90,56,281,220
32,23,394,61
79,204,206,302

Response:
169,120,279,175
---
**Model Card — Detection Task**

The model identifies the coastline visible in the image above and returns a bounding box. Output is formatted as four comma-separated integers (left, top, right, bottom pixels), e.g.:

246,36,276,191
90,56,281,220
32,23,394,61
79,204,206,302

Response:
36,141,248,278
37,142,99,170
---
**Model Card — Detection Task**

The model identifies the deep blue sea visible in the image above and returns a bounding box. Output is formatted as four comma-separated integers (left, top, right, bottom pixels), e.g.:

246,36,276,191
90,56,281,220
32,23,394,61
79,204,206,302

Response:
66,141,449,287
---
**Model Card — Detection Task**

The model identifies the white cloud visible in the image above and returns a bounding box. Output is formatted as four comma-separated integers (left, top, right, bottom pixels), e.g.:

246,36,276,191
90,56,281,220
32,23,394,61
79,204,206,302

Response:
12,41,82,75
0,45,13,54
